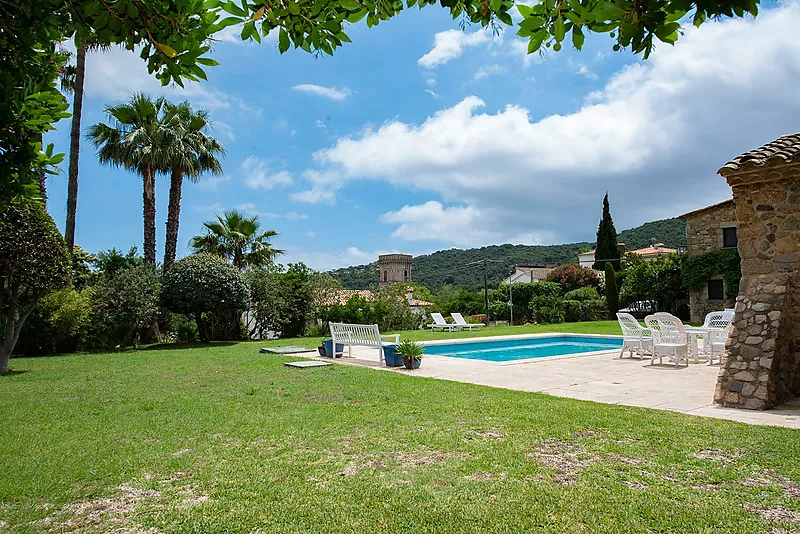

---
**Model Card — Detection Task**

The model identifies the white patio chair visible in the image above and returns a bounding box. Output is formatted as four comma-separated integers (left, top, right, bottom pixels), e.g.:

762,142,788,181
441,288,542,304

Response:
451,312,484,331
428,312,460,332
644,313,689,368
616,312,652,359
702,311,734,365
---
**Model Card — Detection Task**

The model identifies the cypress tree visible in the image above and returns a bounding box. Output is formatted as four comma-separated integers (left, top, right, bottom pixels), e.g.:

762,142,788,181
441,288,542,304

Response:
593,193,620,271
604,262,619,317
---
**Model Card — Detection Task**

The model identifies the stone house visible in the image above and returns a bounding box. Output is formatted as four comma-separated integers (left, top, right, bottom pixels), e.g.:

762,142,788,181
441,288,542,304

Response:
678,199,739,322
712,133,800,410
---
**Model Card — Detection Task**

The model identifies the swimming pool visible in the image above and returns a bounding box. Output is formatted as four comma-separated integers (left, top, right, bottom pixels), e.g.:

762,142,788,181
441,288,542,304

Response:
423,335,622,362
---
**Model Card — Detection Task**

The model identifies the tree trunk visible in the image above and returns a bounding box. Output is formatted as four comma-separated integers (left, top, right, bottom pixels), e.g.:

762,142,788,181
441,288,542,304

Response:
0,286,37,372
142,166,157,267
65,42,87,254
163,169,183,272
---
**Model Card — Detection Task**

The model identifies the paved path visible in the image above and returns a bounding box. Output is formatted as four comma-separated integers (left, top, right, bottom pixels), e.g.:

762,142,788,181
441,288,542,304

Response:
298,334,800,429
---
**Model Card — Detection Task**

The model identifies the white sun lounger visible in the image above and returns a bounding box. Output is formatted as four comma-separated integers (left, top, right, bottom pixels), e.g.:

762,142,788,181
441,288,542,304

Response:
451,312,484,331
429,312,460,332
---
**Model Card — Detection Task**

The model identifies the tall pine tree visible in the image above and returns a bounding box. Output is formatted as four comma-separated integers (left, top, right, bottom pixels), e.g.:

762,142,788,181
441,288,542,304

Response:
593,193,620,271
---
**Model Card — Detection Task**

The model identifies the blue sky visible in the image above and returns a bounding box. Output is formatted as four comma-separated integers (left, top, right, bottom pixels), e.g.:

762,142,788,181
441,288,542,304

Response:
44,2,800,270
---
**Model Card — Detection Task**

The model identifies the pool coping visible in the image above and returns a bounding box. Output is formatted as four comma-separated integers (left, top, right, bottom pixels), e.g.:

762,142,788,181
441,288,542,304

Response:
418,333,624,366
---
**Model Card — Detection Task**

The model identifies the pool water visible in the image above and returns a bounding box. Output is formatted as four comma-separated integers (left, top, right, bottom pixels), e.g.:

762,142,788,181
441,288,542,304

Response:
423,335,622,362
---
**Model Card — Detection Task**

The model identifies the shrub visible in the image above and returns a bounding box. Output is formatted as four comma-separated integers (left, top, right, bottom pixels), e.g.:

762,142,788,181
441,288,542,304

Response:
0,200,70,370
15,288,92,355
491,281,563,324
530,296,565,324
604,263,619,316
546,264,601,292
489,300,509,321
162,254,250,341
88,265,160,348
620,254,686,313
564,287,600,301
563,298,606,322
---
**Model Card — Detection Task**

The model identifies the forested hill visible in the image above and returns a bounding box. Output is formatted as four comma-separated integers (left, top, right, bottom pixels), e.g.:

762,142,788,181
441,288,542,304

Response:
329,218,687,291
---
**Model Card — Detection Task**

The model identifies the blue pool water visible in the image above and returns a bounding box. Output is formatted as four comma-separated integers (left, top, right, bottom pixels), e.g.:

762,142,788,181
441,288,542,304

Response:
423,335,622,362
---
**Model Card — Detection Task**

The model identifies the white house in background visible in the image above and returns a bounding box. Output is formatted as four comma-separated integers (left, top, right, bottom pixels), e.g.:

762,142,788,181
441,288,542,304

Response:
500,265,555,285
578,250,596,268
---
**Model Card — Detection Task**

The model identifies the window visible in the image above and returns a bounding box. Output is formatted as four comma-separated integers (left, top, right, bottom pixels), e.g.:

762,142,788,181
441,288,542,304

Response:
383,271,387,282
722,227,738,248
404,270,408,281
708,279,724,300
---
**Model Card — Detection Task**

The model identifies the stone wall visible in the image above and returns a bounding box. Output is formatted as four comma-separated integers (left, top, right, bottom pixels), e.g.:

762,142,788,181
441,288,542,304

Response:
714,177,800,409
683,201,738,322
377,254,413,287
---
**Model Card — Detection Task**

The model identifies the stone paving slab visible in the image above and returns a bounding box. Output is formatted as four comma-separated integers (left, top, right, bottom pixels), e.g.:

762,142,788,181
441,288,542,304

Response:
296,333,800,429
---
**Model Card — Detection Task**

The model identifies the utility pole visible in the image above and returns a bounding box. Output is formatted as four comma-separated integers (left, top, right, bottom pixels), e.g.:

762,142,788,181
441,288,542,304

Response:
483,259,489,325
509,277,513,326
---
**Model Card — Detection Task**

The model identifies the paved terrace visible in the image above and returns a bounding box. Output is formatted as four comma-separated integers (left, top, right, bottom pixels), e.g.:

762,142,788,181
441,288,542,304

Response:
297,334,800,429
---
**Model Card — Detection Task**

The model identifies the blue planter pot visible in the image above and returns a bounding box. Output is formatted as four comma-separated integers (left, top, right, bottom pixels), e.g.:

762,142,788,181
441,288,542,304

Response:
383,344,403,367
323,339,344,358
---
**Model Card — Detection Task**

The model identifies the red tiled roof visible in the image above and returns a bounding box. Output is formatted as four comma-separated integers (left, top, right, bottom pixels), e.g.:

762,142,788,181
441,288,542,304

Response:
677,199,735,220
631,244,677,256
718,133,800,176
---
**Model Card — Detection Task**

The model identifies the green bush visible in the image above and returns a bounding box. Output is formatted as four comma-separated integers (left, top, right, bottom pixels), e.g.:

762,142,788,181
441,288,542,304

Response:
491,281,563,324
489,300,509,321
563,298,606,322
0,200,70,369
563,286,600,301
604,263,619,316
161,254,250,342
546,264,601,292
15,288,92,355
88,265,161,348
530,296,565,324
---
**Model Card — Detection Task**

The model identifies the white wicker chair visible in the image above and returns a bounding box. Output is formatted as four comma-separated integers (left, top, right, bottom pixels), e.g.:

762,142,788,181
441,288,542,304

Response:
703,310,734,365
616,312,652,359
644,313,689,368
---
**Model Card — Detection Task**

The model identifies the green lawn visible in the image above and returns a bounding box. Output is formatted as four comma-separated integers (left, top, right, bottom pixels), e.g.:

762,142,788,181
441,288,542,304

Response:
2,327,799,533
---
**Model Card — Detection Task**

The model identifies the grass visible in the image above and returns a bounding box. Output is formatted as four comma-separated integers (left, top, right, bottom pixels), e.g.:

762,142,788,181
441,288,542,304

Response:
1,324,799,533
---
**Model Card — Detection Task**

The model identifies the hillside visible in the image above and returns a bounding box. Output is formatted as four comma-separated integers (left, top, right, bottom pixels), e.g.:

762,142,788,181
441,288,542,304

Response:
329,218,687,291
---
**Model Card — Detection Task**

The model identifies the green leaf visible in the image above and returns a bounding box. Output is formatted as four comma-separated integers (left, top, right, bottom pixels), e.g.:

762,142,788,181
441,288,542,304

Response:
554,15,565,41
156,43,178,58
278,28,290,53
196,57,220,66
497,10,513,25
491,0,502,12
339,0,362,10
571,25,584,49
288,1,300,15
516,4,532,17
347,8,368,22
221,1,247,16
528,32,545,53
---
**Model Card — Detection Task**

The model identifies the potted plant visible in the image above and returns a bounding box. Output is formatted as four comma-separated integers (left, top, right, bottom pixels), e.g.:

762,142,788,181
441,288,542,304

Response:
396,339,424,369
382,343,403,367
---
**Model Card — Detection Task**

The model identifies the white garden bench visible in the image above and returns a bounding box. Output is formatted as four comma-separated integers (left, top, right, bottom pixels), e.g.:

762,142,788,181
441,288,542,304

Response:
329,322,400,362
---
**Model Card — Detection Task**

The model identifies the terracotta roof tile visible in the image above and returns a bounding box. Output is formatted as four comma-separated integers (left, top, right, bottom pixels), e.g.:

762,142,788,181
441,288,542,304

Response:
677,199,735,220
631,244,677,256
718,133,800,176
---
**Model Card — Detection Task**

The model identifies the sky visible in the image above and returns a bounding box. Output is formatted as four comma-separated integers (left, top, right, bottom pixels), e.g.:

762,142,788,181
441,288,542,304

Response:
44,2,800,271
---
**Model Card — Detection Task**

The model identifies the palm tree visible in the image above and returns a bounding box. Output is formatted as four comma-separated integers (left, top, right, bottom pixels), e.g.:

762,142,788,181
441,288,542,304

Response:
87,94,170,266
162,101,225,272
190,210,284,269
61,41,87,253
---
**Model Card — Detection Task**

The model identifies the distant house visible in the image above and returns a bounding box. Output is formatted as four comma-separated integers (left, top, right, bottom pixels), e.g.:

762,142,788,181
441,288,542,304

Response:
678,199,738,322
322,287,431,313
500,265,555,285
577,251,595,268
628,243,678,260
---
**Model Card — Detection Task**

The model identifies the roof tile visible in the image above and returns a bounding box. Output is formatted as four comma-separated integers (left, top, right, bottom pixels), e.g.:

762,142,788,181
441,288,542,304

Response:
719,133,800,176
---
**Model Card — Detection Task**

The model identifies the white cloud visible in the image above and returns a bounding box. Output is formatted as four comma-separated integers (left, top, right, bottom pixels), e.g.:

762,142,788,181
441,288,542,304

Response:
425,89,439,99
235,203,281,218
418,29,492,68
305,231,316,238
290,188,336,204
508,38,546,67
315,120,328,129
196,174,231,191
241,156,293,190
293,84,352,101
211,25,278,46
83,47,242,113
286,211,308,220
569,59,598,80
473,64,506,81
283,246,400,271
214,120,236,141
300,5,800,246
191,202,225,213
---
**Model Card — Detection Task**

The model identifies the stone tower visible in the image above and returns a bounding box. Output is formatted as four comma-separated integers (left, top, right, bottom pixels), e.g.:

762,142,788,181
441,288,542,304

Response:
714,133,800,410
377,254,412,287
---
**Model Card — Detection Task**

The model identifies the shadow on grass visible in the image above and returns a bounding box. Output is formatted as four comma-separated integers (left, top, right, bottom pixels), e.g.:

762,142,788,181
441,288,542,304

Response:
140,341,238,351
1,369,29,376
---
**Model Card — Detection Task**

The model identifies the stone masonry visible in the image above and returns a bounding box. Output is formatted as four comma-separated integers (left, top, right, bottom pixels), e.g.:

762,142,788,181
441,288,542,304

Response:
714,134,800,410
679,200,738,322
377,254,412,288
